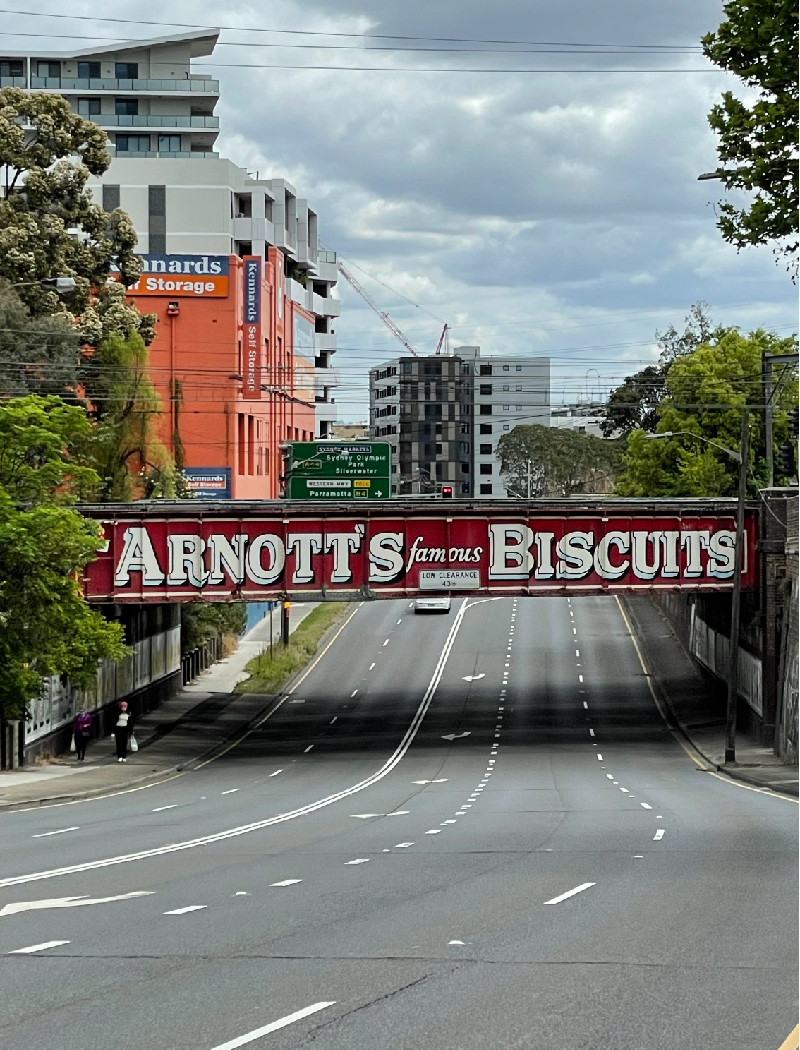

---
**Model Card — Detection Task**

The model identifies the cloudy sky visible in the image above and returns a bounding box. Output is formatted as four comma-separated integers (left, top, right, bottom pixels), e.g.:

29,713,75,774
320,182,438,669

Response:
10,1,797,419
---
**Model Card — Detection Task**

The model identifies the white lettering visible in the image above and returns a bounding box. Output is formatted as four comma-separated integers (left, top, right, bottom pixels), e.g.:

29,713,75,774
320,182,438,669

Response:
207,534,246,585
287,533,322,584
369,532,404,582
661,531,680,577
681,530,710,577
631,531,661,580
114,527,165,586
246,534,285,585
556,531,594,579
534,532,556,579
488,524,533,580
325,531,362,583
708,530,736,579
167,535,207,587
594,531,630,580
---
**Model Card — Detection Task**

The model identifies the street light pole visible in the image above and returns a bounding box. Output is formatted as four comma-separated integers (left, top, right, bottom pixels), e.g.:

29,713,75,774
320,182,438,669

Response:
725,407,750,764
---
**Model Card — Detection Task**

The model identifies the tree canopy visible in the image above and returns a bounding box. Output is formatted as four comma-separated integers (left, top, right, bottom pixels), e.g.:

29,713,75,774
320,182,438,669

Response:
0,396,127,719
616,328,798,497
702,0,799,270
496,424,623,497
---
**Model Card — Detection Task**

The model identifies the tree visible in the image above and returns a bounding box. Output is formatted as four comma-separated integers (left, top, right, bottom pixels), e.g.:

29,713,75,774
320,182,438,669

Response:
601,303,727,437
496,424,623,497
0,396,127,720
0,283,82,397
181,603,247,656
0,88,155,342
702,0,799,270
616,328,798,497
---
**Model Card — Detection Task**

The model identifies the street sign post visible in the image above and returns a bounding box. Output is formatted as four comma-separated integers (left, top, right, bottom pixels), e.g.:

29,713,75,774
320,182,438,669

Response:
286,441,391,500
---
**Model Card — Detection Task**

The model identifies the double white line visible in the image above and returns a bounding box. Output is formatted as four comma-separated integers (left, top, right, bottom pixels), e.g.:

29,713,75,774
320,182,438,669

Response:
0,600,471,890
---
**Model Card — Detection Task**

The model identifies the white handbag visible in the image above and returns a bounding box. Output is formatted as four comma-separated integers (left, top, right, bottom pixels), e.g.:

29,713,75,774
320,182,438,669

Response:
129,733,139,753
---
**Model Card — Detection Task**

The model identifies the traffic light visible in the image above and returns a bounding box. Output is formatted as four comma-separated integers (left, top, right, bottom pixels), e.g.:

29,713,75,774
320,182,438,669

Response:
441,485,453,498
777,441,796,478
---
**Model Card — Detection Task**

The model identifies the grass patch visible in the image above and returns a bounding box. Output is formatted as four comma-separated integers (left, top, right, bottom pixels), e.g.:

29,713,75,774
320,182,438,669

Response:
235,602,350,694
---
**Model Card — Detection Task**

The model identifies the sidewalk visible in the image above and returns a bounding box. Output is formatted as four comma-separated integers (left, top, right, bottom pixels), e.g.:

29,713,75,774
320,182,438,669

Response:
622,596,799,797
0,602,318,810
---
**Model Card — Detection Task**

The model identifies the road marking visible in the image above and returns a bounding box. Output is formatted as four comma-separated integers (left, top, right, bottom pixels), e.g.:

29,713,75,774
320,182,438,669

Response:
579,674,584,683
462,674,485,682
351,689,358,697
383,639,389,646
1,599,477,889
394,842,414,848
269,769,283,776
575,649,580,658
544,882,595,905
442,732,471,741
270,880,302,887
208,1002,337,1050
350,811,409,818
448,939,465,946
653,829,665,840
412,779,448,785
164,905,207,915
32,827,79,839
606,774,614,780
221,789,239,795
776,1025,799,1050
583,701,589,710
0,891,154,917
425,829,441,834
152,805,177,812
8,940,70,954
397,619,402,624
441,819,457,825
597,754,603,760
589,728,595,737
455,810,466,815
369,662,376,670
304,745,314,753
619,787,629,792
345,859,370,865
640,802,652,809
463,804,472,808
234,892,248,896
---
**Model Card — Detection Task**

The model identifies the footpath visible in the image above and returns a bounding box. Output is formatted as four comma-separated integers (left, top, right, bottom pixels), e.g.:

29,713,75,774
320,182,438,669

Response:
0,603,319,811
622,596,799,798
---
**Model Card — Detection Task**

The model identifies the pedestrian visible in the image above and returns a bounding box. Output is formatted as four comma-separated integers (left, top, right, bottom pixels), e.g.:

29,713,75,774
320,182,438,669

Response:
72,708,92,761
114,702,132,763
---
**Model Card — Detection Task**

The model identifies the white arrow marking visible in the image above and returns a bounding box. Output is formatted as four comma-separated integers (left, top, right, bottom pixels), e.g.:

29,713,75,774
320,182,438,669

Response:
441,732,471,741
32,827,79,839
0,891,154,917
544,882,595,905
8,940,70,954
653,829,665,840
462,674,485,682
270,880,302,887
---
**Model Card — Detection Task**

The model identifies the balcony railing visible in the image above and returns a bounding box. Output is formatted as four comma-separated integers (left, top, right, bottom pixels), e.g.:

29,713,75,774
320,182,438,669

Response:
110,149,220,159
95,114,219,128
29,76,220,93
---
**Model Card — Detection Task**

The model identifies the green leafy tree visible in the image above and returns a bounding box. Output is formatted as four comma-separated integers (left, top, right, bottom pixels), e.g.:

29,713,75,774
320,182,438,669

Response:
181,603,247,656
497,424,623,497
602,304,726,437
616,329,798,497
702,0,799,269
0,88,155,342
0,395,127,720
0,283,81,397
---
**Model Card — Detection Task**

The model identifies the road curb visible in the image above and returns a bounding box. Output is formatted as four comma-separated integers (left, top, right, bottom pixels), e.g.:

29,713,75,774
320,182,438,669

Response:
619,596,798,799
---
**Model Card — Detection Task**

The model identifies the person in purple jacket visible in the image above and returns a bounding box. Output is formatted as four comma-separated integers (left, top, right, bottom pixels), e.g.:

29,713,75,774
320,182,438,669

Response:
72,708,92,761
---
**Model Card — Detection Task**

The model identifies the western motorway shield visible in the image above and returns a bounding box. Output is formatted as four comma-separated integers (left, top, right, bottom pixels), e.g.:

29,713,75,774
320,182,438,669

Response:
286,441,391,500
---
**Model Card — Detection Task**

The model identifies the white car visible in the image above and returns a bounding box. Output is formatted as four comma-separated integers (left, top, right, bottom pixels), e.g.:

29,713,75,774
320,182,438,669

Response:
414,596,452,614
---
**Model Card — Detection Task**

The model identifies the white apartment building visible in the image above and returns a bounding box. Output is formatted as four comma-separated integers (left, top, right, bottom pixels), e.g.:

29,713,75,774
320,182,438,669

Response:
1,30,340,435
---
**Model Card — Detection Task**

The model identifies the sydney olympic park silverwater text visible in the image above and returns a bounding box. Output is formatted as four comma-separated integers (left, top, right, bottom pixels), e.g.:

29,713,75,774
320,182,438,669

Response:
80,506,758,603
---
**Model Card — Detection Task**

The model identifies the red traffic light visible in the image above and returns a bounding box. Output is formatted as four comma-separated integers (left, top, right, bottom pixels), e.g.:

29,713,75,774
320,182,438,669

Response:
441,486,453,498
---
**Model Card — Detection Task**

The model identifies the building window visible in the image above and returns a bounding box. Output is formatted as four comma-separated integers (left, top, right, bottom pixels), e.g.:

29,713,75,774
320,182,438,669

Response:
435,443,442,454
479,404,492,416
516,385,522,391
461,481,471,494
503,424,510,430
37,61,60,79
461,462,470,474
502,405,510,411
479,423,492,435
502,385,509,391
115,98,138,115
115,62,139,79
159,135,181,152
503,365,510,371
148,184,166,253
237,414,246,475
516,365,522,371
0,60,24,77
78,98,101,116
459,441,470,453
480,483,493,495
480,463,492,475
117,134,150,152
479,364,492,376
479,384,492,395
77,61,101,79
460,422,470,434
102,184,120,211
479,443,492,454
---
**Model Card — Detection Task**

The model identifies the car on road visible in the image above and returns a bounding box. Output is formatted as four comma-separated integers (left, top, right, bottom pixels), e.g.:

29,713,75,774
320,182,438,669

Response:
414,595,452,613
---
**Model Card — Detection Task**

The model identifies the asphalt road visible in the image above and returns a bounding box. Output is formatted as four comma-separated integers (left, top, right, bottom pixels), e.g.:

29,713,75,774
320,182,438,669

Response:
0,596,796,1050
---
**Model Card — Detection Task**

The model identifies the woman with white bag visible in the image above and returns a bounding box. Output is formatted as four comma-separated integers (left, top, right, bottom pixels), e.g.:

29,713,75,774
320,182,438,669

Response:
113,702,133,763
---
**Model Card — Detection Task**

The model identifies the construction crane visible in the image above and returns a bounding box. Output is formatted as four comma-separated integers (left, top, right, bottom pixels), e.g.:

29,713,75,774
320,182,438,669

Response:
337,262,419,356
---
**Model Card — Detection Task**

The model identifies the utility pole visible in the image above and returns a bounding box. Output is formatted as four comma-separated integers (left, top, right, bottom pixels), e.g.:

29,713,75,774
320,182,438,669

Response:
725,407,750,765
526,460,532,499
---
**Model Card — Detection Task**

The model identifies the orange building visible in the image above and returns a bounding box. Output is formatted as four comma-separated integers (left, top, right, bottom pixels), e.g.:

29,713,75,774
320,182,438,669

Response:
127,249,316,499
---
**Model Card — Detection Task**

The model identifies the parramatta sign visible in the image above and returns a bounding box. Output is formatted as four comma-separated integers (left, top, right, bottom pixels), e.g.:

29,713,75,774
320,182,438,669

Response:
79,500,757,603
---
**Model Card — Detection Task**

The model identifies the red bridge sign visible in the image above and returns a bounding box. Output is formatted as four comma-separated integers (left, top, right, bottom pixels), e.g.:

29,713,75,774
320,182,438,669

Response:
80,499,757,603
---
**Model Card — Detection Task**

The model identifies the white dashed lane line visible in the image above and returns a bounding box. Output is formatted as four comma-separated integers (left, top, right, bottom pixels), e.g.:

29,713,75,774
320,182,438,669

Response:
32,827,79,839
270,880,303,887
164,905,207,915
8,940,70,954
544,882,595,905
654,829,665,840
152,805,177,812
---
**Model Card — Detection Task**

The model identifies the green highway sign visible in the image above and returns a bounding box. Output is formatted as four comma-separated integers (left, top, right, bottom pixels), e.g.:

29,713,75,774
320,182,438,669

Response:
286,441,392,500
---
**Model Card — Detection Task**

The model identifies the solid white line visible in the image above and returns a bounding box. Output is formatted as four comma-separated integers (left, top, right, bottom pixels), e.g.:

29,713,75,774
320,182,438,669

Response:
270,879,302,887
544,882,595,905
8,940,70,954
0,600,474,890
32,827,79,838
152,805,177,812
221,789,239,795
640,802,652,809
164,905,207,915
653,829,665,840
208,1002,336,1050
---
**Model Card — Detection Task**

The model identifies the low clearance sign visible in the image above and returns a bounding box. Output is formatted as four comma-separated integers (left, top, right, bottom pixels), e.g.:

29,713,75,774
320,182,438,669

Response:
82,508,757,602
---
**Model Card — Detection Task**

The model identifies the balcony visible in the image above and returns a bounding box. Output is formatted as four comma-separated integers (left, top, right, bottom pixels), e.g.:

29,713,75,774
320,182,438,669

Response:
110,148,220,159
29,76,220,93
95,114,219,128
